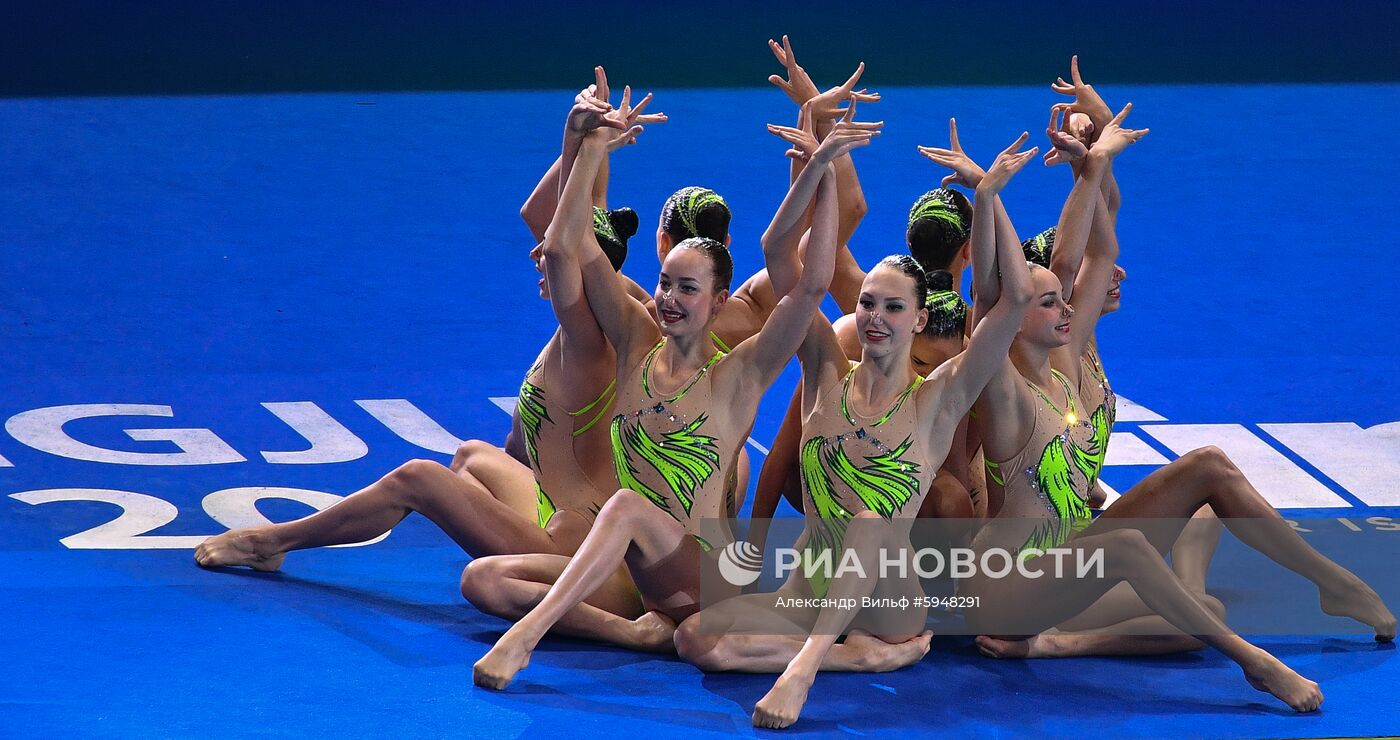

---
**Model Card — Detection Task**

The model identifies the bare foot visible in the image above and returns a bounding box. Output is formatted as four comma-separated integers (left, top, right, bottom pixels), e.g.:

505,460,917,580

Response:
752,668,816,730
194,530,285,571
1241,650,1323,712
473,630,536,690
1320,575,1397,642
846,629,932,671
976,633,1063,659
631,610,678,653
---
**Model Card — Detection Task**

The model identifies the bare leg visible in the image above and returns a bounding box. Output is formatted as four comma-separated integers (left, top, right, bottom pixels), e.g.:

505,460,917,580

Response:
970,527,1322,712
1097,446,1394,640
675,585,927,675
919,468,975,519
1172,507,1222,591
472,490,704,690
195,456,552,570
1051,506,1227,634
452,440,538,522
461,553,659,646
753,513,932,729
744,386,806,564
979,620,1205,658
979,590,1227,658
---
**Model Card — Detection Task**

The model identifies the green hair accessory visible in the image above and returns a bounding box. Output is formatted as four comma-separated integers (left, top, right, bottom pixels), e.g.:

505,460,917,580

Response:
1021,227,1057,268
672,186,727,238
924,288,969,338
908,188,969,241
592,206,619,246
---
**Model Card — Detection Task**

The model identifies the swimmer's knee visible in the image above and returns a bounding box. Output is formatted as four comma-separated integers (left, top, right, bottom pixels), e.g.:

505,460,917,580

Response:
460,557,511,611
1182,446,1239,481
1099,529,1158,579
384,459,450,506
1193,589,1227,622
597,489,653,526
673,616,726,671
452,440,496,473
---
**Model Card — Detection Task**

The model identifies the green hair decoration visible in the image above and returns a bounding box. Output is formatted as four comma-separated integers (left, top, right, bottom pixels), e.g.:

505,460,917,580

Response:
671,186,728,239
908,188,970,242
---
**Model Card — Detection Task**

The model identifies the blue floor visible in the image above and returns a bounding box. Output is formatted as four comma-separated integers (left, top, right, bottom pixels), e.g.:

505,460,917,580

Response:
2,83,1398,737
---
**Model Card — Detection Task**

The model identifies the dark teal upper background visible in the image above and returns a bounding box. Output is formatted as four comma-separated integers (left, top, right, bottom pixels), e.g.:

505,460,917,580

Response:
4,0,1398,96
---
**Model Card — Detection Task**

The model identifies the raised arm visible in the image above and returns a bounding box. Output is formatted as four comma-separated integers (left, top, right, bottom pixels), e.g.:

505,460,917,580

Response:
541,108,656,365
925,142,1038,432
769,39,878,311
763,103,882,298
957,133,1044,458
1051,55,1122,220
918,117,1018,307
521,69,666,241
1060,105,1146,364
724,122,877,402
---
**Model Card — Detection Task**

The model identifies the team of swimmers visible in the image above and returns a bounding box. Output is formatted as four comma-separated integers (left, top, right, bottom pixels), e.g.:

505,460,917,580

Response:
193,41,1395,728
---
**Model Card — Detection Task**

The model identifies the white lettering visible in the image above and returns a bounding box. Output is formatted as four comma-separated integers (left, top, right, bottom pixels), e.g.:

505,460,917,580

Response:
6,404,244,466
356,399,467,454
260,402,368,464
834,548,865,579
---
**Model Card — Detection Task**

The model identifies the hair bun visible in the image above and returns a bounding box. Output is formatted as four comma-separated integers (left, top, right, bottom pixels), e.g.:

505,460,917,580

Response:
928,269,955,292
609,207,639,244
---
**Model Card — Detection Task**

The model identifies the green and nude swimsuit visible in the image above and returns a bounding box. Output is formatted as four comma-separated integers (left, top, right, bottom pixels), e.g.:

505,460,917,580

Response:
798,365,934,596
983,369,1101,554
609,341,733,550
1076,341,1116,491
518,354,618,529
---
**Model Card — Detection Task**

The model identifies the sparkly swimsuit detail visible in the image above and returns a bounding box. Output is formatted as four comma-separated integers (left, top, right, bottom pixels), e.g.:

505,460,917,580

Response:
799,367,930,595
519,356,617,528
985,369,1097,552
1076,343,1115,488
610,343,725,527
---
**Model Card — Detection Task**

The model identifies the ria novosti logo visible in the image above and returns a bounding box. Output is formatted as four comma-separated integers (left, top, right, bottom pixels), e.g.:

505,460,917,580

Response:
717,540,764,586
717,541,1106,586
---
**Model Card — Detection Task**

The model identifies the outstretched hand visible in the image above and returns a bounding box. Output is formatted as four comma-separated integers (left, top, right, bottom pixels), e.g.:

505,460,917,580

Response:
807,62,880,123
767,35,821,106
568,67,665,150
1050,55,1113,138
1090,102,1149,159
1043,103,1089,167
767,101,881,163
766,104,819,161
978,132,1038,193
602,85,666,151
567,67,625,135
811,100,882,162
917,118,987,188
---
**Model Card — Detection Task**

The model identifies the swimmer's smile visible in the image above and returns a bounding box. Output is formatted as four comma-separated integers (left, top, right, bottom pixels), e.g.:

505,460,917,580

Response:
660,307,686,324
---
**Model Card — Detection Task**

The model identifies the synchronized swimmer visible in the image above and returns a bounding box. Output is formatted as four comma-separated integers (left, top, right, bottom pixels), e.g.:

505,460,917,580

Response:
194,39,1395,730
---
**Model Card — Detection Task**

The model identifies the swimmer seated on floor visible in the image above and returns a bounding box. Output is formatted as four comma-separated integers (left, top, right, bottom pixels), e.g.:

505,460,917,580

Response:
670,129,1039,730
192,74,663,625
932,102,1392,715
470,94,882,691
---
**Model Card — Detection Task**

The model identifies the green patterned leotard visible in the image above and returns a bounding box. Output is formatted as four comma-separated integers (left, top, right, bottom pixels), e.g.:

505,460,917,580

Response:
983,369,1099,554
609,342,733,546
517,348,619,529
797,365,935,596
